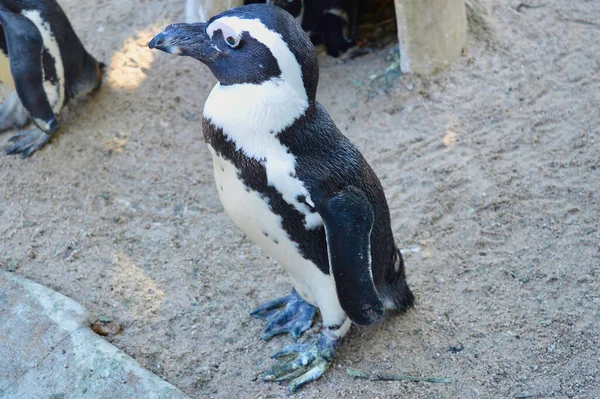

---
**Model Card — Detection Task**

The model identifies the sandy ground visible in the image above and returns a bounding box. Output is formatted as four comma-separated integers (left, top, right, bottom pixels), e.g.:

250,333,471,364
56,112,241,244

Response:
1,0,599,398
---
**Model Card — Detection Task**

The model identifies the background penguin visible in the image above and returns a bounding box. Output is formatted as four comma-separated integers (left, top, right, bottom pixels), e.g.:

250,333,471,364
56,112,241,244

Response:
257,0,357,57
149,3,413,392
301,0,358,57
186,0,357,57
0,0,104,158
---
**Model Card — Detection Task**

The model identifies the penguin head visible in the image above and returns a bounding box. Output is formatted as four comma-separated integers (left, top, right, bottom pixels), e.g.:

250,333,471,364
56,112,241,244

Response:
149,3,318,101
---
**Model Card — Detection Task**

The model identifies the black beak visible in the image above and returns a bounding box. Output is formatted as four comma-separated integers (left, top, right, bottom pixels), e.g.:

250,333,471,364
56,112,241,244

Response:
149,22,214,61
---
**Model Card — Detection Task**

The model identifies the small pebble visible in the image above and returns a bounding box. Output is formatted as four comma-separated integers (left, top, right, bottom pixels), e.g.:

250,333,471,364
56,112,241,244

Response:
91,320,121,336
7,259,18,272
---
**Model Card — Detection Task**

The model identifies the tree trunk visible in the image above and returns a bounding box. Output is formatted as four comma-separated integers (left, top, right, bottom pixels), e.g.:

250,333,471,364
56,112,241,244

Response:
394,0,467,75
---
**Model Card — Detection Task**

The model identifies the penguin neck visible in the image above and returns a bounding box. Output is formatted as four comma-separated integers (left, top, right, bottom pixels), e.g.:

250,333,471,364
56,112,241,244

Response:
203,77,310,160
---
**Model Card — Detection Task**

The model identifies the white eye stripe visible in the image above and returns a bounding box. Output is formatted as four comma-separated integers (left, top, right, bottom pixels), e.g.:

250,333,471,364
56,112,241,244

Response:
207,20,241,41
207,20,242,48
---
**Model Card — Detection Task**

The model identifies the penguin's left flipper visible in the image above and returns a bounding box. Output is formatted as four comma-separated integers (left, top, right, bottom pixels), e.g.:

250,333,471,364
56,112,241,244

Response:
317,186,385,326
0,8,59,158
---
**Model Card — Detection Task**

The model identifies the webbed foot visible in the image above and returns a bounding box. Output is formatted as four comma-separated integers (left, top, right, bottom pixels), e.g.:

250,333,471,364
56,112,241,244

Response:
261,333,338,393
4,128,52,158
250,289,316,340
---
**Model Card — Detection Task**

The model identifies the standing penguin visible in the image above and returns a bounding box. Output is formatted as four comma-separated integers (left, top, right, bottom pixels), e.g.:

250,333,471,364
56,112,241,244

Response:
149,3,413,392
0,0,104,158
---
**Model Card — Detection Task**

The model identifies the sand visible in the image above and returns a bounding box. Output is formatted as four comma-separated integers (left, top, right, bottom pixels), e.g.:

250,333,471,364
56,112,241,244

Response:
1,0,598,397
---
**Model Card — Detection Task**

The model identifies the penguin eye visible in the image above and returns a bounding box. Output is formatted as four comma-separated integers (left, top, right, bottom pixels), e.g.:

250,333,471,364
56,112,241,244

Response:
225,35,240,48
208,21,241,48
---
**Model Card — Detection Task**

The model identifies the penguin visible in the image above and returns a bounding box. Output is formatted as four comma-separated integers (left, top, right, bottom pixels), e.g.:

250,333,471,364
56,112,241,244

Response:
186,0,355,57
0,0,104,158
264,0,304,24
265,0,357,57
149,3,413,392
312,0,358,57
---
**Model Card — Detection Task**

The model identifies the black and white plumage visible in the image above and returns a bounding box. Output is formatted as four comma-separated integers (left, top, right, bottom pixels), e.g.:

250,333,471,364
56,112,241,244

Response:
264,0,357,57
186,0,356,57
149,3,412,391
0,0,103,158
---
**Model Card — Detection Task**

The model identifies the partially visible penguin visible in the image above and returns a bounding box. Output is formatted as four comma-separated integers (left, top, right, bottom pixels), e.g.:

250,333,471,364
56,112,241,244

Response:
149,3,413,392
185,0,356,57
266,0,357,57
264,0,304,24
0,0,104,158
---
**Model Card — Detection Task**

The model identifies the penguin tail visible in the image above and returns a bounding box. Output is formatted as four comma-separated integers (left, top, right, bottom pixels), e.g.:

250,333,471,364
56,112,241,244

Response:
380,248,414,312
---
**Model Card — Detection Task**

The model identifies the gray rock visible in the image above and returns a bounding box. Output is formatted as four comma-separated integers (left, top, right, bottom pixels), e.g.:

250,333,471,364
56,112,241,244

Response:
0,272,189,399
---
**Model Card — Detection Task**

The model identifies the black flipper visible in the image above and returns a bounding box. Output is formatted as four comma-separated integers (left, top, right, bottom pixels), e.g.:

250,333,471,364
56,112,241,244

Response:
316,186,384,326
0,7,59,136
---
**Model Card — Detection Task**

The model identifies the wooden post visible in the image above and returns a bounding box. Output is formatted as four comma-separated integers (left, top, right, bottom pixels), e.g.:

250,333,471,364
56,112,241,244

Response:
185,0,244,23
394,0,467,75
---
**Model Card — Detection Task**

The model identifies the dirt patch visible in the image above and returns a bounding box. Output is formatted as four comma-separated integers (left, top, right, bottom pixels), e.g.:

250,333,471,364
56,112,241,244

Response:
1,0,599,398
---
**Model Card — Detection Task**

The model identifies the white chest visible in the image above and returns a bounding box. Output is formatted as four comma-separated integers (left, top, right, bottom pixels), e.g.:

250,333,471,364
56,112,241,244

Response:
208,145,343,319
209,145,283,249
209,145,304,267
203,80,345,321
203,80,323,230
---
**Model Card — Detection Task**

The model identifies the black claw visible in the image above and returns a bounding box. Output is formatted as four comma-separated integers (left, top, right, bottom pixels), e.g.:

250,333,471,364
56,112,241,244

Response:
260,327,285,341
21,146,37,159
250,296,288,320
4,144,21,155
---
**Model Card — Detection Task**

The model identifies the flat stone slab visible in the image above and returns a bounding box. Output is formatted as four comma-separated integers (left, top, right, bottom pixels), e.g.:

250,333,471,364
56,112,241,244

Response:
0,272,189,399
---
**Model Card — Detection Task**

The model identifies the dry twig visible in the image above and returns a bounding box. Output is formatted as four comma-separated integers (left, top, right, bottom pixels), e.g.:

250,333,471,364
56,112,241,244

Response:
347,368,454,384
